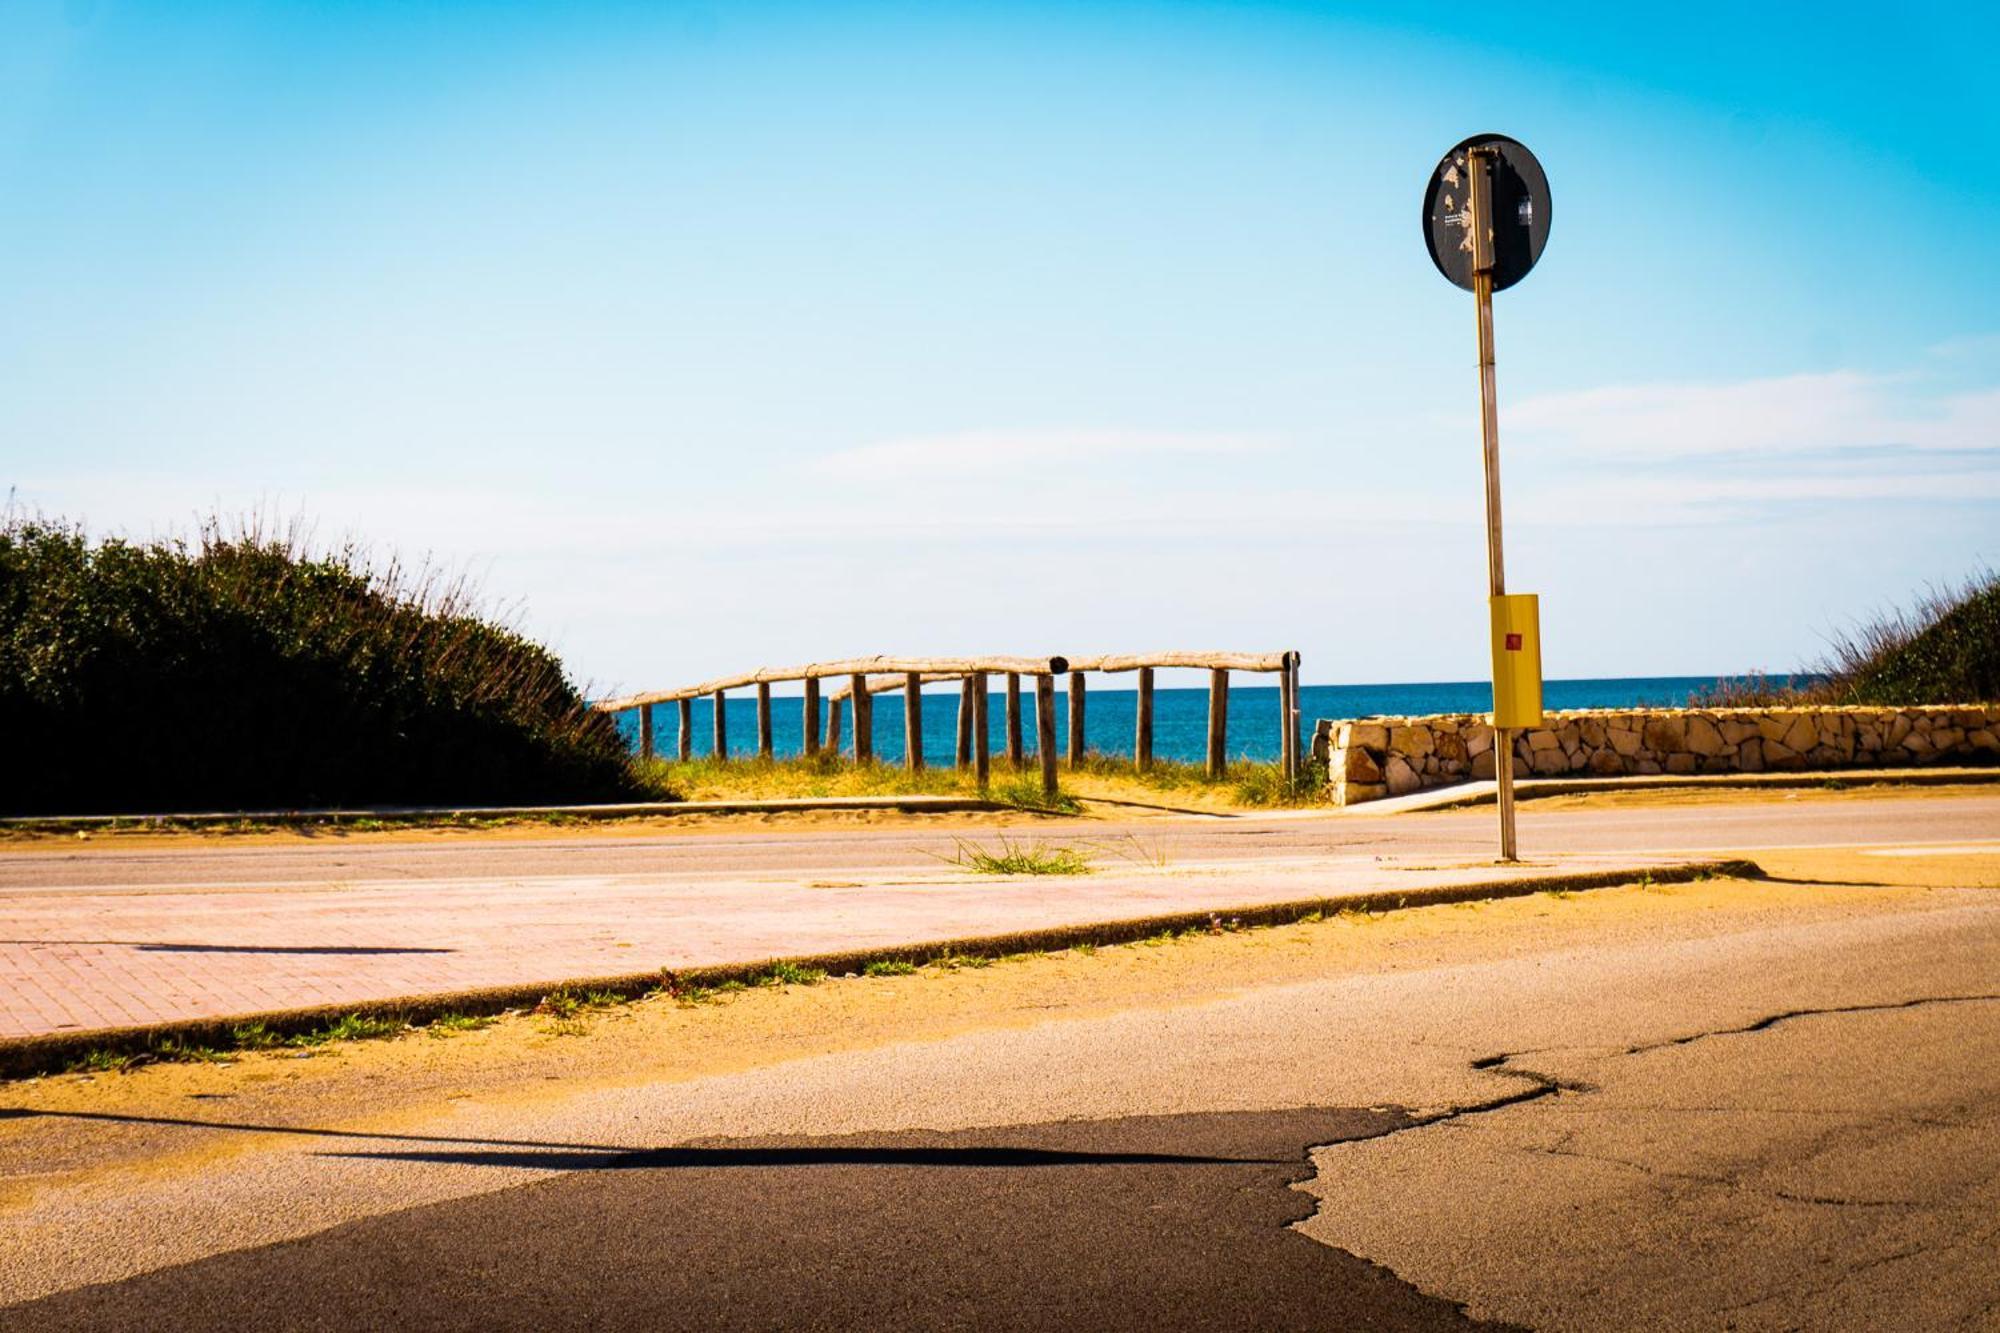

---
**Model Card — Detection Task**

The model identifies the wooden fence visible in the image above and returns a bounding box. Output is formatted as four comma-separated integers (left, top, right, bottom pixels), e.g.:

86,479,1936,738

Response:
596,651,1303,798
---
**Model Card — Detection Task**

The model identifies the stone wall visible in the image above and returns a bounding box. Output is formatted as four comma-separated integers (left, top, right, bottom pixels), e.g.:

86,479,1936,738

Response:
1314,705,2000,805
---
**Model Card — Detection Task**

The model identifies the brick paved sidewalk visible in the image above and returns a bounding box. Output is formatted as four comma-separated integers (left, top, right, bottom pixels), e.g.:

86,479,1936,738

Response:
0,851,1712,1040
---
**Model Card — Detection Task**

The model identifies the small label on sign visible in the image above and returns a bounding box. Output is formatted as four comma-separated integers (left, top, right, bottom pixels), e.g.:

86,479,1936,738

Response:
1505,633,1523,651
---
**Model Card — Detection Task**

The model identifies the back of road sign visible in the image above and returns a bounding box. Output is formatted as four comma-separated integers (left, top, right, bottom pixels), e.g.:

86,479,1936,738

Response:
1489,594,1544,731
1424,135,1551,293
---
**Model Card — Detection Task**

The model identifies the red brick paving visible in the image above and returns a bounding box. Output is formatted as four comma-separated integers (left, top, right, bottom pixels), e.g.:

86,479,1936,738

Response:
0,853,1696,1039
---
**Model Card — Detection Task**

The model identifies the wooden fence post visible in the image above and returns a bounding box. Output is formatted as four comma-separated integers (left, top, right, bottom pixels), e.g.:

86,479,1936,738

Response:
1277,657,1294,786
1135,667,1154,772
851,673,873,764
1036,675,1058,799
678,698,693,761
756,682,773,760
803,676,820,757
1005,673,1024,769
638,705,654,761
712,691,729,760
904,673,924,771
956,678,974,769
1206,668,1228,779
972,674,990,788
1067,671,1086,768
827,696,845,755
1282,653,1302,786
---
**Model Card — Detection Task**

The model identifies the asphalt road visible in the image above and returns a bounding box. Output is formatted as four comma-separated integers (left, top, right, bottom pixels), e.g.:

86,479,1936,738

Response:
3,1108,1513,1332
4,792,1996,892
3,839,1996,1330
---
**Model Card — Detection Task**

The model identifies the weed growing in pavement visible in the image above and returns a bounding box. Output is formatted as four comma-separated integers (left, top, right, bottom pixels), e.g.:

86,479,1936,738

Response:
862,959,918,977
148,1037,230,1064
582,990,623,1009
67,1048,143,1074
1072,942,1097,956
426,1013,494,1037
1091,834,1169,869
230,1021,281,1049
536,990,583,1020
762,961,827,987
295,1013,403,1045
929,954,992,972
950,837,1093,876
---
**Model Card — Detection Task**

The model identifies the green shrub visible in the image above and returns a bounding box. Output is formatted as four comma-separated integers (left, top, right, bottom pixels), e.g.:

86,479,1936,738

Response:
1828,571,2000,706
1690,570,1999,709
0,514,642,814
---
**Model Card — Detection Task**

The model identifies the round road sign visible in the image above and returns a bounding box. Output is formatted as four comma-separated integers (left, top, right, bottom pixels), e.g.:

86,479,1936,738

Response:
1423,133,1550,292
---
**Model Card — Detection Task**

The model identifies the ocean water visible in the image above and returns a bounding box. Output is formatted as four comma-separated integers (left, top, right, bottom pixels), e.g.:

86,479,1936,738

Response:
614,676,1729,768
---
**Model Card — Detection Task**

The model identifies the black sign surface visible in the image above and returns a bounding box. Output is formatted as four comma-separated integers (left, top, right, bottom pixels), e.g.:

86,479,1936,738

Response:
1423,134,1550,292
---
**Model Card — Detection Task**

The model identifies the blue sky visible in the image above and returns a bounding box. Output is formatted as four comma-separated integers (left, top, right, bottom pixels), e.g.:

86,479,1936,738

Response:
4,1,1995,693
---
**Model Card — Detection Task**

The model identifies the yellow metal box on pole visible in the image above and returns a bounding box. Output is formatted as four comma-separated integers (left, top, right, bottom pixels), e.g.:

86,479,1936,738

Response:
1489,593,1543,730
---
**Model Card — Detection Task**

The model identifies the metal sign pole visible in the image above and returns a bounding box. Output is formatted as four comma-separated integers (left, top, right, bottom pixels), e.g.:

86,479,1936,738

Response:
1467,146,1518,862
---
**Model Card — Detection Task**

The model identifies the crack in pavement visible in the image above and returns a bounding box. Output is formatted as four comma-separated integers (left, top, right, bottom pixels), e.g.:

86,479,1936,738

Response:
1293,991,2000,1328
1623,992,2000,1056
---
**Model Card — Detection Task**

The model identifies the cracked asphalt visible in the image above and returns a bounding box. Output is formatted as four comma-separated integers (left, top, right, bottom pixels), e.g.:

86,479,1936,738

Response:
1,828,1997,1330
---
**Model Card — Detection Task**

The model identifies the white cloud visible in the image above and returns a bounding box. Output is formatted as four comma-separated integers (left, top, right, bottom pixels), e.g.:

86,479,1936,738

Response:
1510,371,2000,458
808,427,1274,477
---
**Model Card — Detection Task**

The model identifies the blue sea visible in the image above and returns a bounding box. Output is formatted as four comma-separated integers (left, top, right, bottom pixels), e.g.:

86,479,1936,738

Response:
615,676,1731,767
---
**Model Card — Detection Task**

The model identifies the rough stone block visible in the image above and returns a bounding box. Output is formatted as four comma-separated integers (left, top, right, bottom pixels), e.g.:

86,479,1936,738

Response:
1341,747,1383,783
1764,739,1804,771
1642,717,1685,752
1685,715,1724,757
1719,719,1760,745
1388,725,1436,759
1333,781,1387,806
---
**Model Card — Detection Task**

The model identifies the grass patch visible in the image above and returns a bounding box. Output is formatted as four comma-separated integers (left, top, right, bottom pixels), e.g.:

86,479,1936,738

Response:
425,1012,494,1037
636,753,970,803
762,961,826,987
989,774,1083,814
632,750,1322,811
930,953,993,971
230,1021,281,1049
862,959,918,977
292,1013,404,1046
950,837,1094,876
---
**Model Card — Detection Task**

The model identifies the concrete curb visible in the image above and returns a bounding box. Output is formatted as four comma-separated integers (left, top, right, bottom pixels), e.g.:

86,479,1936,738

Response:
0,856,1757,1080
0,794,1042,831
1353,766,2000,815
